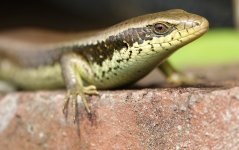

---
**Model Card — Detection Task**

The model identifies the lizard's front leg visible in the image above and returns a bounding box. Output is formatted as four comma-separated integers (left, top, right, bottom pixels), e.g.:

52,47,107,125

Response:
158,60,196,85
60,52,98,122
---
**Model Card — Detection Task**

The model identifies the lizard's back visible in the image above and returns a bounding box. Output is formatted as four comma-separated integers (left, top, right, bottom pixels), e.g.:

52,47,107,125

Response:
0,28,99,67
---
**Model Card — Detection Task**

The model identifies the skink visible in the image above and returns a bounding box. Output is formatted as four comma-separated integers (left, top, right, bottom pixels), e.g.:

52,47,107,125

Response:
0,9,209,122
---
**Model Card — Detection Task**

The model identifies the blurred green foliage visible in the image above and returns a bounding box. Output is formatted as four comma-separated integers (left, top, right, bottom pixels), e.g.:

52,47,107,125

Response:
170,29,239,68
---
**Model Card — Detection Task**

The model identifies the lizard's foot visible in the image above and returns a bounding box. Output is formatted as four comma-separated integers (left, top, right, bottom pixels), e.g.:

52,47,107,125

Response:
62,86,92,123
83,85,99,95
167,72,197,86
158,60,202,86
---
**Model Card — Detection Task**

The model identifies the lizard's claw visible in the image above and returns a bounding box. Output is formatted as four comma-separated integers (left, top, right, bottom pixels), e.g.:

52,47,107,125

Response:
62,90,70,115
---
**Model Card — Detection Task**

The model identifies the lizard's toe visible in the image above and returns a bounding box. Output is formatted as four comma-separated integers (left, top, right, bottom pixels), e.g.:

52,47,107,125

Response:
167,73,198,86
83,85,99,95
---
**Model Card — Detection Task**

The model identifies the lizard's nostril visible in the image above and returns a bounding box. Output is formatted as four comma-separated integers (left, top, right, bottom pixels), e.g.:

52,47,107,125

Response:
191,17,209,29
195,22,200,26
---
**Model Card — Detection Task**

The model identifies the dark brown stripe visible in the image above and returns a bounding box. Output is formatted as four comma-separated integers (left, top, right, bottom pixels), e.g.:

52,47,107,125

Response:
70,25,174,66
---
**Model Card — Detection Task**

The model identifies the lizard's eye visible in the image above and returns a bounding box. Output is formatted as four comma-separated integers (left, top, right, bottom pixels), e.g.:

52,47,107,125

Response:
153,23,169,35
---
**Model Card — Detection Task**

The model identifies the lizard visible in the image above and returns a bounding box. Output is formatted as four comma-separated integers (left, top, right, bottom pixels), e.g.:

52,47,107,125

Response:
0,9,209,122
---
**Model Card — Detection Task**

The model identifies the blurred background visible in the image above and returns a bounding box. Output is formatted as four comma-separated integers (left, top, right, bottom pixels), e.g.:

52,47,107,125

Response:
0,0,238,68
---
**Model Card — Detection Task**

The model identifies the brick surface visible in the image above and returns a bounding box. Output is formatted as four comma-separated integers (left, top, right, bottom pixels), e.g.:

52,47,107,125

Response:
0,65,239,150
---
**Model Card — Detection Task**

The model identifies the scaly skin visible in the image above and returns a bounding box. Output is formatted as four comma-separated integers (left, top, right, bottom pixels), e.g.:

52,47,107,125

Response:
0,9,209,122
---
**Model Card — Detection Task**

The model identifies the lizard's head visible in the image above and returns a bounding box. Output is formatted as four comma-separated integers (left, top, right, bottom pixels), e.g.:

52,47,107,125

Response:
107,9,209,61
136,9,209,54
